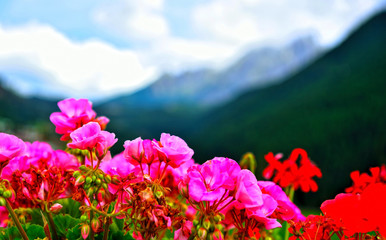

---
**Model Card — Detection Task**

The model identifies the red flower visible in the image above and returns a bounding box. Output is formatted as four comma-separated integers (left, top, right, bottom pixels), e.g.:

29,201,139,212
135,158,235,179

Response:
346,164,386,193
263,148,321,192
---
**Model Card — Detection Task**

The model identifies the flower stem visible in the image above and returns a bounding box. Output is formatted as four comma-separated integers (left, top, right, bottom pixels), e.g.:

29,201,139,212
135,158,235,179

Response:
4,198,29,240
102,217,111,240
46,211,59,240
284,185,295,240
89,210,95,240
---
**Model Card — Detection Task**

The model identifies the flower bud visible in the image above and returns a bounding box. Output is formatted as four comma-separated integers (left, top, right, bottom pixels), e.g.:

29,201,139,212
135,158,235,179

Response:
203,218,211,230
97,188,106,201
111,175,120,184
49,203,63,213
81,224,90,240
84,183,91,190
86,187,95,197
193,219,199,226
80,215,88,222
213,213,223,223
104,175,111,183
92,175,97,182
197,227,207,240
73,171,81,178
213,229,224,240
85,176,92,184
75,175,86,186
102,183,108,190
3,190,12,199
239,152,256,173
79,165,88,171
178,182,189,198
91,218,100,232
155,189,163,199
19,215,26,224
95,179,102,186
0,198,6,206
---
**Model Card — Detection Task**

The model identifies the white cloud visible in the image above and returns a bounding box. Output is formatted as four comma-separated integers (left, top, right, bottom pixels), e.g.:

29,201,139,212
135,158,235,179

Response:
93,0,169,42
92,0,383,76
0,23,156,99
0,0,383,99
192,0,381,47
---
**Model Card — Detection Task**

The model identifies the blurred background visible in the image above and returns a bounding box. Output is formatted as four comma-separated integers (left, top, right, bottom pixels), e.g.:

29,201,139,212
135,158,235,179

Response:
0,0,385,207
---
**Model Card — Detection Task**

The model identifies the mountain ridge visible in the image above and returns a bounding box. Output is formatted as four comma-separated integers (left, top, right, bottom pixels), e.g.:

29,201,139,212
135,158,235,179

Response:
101,35,321,110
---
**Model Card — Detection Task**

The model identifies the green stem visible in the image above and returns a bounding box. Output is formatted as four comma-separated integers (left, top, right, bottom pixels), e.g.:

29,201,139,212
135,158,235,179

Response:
46,211,59,240
288,185,295,202
284,185,295,240
102,217,111,240
4,199,29,240
89,210,95,240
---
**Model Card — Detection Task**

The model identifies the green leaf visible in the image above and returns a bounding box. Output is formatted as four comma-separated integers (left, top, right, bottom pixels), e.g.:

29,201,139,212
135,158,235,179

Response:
27,209,45,226
55,199,82,218
66,224,83,240
111,231,135,240
53,214,81,238
25,224,45,239
6,226,20,239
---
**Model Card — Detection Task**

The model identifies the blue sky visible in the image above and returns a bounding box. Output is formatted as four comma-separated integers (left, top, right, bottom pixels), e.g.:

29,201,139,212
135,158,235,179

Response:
0,0,384,100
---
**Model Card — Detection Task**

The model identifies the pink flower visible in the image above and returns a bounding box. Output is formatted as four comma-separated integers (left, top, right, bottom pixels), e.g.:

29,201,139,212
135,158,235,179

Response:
67,122,108,151
100,153,138,179
174,221,192,240
257,181,305,221
154,133,193,168
188,157,240,202
0,133,25,164
233,170,263,209
0,207,8,227
52,150,80,170
96,131,118,157
49,203,63,213
50,98,97,140
123,138,157,165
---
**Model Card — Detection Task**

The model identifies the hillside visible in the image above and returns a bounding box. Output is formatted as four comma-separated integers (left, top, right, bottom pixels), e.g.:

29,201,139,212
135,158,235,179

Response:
101,36,319,109
188,10,386,205
0,79,58,142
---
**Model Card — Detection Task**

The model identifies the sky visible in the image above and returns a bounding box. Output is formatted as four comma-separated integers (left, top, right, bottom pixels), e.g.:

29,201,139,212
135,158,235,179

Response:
0,0,384,101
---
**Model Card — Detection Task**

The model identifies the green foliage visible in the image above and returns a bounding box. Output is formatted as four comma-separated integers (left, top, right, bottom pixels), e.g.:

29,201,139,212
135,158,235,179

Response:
25,224,46,239
66,224,83,240
53,214,81,238
0,224,45,240
56,198,82,218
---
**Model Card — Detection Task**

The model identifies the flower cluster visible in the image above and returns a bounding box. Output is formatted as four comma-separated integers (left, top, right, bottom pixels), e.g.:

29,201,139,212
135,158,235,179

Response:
290,165,386,240
0,98,384,240
263,148,322,192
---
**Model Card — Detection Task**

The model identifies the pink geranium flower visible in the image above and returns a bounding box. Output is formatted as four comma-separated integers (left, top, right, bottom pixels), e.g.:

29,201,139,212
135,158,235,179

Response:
123,138,157,165
187,157,240,202
67,122,117,154
0,133,25,164
96,130,118,157
50,98,96,140
154,133,194,168
234,170,263,209
50,98,110,141
174,220,192,240
68,122,101,150
257,181,305,221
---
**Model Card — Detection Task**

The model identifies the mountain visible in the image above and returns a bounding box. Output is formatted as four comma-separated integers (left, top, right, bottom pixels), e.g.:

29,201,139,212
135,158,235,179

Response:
102,35,320,109
0,78,59,142
187,10,386,205
97,10,386,206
